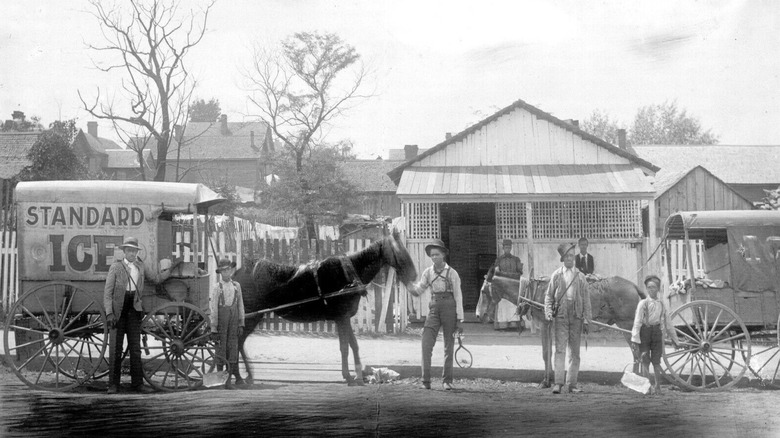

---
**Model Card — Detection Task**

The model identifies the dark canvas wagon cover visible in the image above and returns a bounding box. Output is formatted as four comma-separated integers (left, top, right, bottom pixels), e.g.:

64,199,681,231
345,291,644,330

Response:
665,211,780,293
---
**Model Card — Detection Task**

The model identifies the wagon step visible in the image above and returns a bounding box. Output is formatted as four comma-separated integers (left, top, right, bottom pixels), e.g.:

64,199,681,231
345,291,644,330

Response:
244,284,367,318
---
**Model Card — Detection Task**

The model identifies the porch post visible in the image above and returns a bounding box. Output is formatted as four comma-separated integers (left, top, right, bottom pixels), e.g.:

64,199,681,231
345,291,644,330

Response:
525,202,534,278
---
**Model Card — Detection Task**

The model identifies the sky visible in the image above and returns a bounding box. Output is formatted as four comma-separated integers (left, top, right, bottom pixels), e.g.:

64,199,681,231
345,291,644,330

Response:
1,0,779,159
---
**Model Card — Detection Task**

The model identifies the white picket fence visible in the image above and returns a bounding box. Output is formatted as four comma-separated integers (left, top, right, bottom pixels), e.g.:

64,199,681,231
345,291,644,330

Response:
663,239,706,283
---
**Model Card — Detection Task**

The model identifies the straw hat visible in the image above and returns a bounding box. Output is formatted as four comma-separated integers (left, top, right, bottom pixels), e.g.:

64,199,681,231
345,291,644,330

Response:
424,239,448,257
215,258,237,273
644,275,662,287
556,243,576,262
119,237,141,251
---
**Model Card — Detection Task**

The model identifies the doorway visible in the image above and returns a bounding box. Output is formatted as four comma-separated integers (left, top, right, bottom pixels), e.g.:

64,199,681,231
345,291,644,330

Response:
440,203,496,316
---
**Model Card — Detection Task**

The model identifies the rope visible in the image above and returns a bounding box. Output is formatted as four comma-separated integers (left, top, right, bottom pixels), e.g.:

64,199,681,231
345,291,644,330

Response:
634,230,669,274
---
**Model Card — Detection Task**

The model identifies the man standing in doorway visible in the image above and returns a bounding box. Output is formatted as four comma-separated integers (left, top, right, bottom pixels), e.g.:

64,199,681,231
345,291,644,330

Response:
485,239,523,330
575,237,595,275
545,243,591,394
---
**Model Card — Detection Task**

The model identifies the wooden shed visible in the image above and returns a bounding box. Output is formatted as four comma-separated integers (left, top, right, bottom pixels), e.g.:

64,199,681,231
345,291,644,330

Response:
388,98,659,315
652,165,755,237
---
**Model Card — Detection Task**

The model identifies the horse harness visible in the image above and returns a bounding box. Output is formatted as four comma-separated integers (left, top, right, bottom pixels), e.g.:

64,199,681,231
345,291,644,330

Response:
310,256,367,306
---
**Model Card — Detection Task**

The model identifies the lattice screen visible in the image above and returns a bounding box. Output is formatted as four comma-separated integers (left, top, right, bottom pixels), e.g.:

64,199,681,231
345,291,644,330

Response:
532,200,641,240
404,202,440,239
496,202,528,239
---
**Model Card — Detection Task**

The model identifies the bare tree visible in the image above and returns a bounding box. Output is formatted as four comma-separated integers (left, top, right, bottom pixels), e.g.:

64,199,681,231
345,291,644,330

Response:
79,0,214,181
244,31,370,238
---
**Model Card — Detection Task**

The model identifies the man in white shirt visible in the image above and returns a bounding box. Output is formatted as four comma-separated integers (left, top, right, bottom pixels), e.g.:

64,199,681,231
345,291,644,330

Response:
104,236,172,394
544,243,591,394
631,275,678,393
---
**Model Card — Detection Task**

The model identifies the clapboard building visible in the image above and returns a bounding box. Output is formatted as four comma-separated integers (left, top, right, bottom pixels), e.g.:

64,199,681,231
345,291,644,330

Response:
388,98,659,314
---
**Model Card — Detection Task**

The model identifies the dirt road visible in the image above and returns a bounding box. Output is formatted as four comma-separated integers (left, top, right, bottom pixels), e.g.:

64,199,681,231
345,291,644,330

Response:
1,328,779,437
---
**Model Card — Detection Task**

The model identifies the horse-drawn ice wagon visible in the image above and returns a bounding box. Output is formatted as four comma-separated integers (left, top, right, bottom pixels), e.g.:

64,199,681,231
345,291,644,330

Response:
661,210,780,391
4,181,226,391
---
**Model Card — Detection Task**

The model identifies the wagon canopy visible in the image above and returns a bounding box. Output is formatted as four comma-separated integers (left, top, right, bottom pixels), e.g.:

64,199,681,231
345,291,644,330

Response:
15,180,224,212
665,210,780,293
664,210,780,240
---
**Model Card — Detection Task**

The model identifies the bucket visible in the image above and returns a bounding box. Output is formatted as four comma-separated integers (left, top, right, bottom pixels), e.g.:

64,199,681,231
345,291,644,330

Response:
621,363,651,394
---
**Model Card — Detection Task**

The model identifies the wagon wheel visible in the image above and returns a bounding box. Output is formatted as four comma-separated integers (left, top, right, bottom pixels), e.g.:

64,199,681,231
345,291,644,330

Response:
739,312,780,387
3,282,108,391
663,300,751,391
140,302,216,392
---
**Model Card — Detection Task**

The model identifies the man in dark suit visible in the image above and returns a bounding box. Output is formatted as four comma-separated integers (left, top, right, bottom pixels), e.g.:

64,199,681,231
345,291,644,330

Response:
575,237,594,275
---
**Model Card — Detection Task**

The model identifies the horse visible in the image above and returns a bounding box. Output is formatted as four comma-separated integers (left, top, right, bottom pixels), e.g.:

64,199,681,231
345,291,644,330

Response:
478,274,645,388
233,232,417,385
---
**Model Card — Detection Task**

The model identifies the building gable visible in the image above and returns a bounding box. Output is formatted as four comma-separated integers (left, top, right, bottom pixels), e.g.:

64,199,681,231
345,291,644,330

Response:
388,98,658,184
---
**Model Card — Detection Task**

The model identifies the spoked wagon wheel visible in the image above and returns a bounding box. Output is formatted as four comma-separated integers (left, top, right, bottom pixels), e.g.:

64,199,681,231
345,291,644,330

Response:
140,302,216,391
739,312,780,387
3,282,108,391
663,300,751,391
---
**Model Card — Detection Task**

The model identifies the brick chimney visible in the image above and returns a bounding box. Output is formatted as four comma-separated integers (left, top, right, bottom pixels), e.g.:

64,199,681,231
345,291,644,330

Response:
404,144,418,160
564,119,579,129
12,111,25,122
87,121,98,137
220,114,230,135
617,129,627,150
445,132,452,140
250,130,258,151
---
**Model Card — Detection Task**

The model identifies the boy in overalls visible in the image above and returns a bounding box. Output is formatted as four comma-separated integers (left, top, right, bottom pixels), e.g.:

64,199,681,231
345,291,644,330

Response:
411,239,464,390
209,258,246,389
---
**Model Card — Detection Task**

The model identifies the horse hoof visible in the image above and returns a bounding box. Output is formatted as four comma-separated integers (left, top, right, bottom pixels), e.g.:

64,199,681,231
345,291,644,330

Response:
348,379,365,387
538,381,551,389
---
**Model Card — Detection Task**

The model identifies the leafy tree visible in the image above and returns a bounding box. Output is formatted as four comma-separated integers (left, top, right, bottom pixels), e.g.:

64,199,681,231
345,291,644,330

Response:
759,186,780,210
79,0,214,181
48,119,79,143
260,143,361,229
20,127,87,181
631,101,718,145
581,101,719,146
579,109,624,145
189,97,221,123
244,31,370,238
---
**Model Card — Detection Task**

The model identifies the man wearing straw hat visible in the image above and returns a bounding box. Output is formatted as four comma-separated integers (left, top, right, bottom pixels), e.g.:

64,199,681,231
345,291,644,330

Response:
544,242,591,394
410,239,463,390
104,236,173,394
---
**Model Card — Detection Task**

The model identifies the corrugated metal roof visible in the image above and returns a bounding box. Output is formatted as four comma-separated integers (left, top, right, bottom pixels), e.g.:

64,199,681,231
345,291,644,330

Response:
396,164,653,199
633,145,780,185
664,210,780,240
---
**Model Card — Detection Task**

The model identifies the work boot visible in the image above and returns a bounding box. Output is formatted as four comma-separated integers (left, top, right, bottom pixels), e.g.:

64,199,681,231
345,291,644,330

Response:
225,376,235,390
552,384,562,394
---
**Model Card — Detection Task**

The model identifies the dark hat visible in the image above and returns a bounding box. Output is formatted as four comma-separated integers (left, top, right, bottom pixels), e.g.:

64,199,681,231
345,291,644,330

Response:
644,275,662,287
557,243,576,262
425,239,448,257
119,236,141,251
502,239,513,247
215,258,237,273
